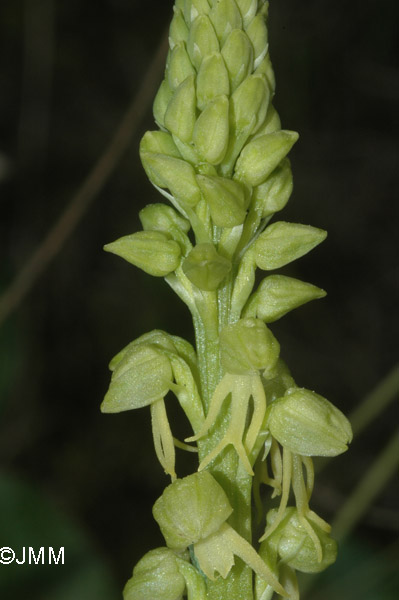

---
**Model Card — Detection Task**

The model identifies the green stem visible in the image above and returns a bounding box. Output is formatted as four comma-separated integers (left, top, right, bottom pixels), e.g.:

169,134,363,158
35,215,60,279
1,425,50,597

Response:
192,274,254,600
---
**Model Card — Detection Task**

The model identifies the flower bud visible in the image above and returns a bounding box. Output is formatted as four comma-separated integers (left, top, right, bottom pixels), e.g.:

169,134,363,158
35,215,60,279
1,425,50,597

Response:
101,345,173,413
164,75,196,142
220,318,280,375
268,388,353,456
139,204,190,235
182,243,231,291
140,153,201,207
196,53,230,110
221,29,254,91
153,472,233,550
153,79,173,129
255,51,275,92
169,8,189,50
193,95,229,164
234,130,299,186
265,508,337,573
197,174,247,227
254,221,327,270
252,157,292,217
252,103,281,138
187,15,219,70
210,0,242,44
231,74,270,136
123,548,185,600
235,0,257,28
247,13,268,68
140,130,181,159
184,0,210,25
104,231,181,277
167,42,195,90
250,275,326,323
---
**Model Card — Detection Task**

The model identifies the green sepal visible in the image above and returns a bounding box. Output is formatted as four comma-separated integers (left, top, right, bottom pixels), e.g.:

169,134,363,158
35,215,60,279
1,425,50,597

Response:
197,174,247,227
268,387,353,456
164,75,196,143
182,243,232,291
193,95,229,164
140,130,181,159
251,103,281,139
140,152,201,207
153,472,233,551
220,317,280,375
187,15,219,70
247,274,326,323
153,79,173,129
252,157,292,218
221,29,254,91
101,344,173,413
265,507,338,573
167,42,196,90
254,221,327,270
255,51,275,93
104,231,181,277
109,330,178,372
210,0,243,44
123,547,186,600
234,130,299,186
196,52,230,111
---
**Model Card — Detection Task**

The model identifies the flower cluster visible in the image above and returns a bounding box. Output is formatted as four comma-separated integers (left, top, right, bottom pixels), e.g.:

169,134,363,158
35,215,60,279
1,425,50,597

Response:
102,2,352,598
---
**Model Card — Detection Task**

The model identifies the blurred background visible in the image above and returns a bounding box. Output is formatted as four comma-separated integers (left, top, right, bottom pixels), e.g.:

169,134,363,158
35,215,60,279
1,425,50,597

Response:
0,0,398,598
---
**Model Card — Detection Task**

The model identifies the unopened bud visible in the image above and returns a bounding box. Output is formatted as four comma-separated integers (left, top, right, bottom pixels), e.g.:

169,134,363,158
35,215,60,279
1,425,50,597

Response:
196,53,230,110
210,0,242,44
193,95,229,164
104,231,181,277
252,158,292,217
254,221,327,270
169,8,189,50
184,0,211,25
187,15,219,70
247,13,268,68
182,243,231,291
139,204,190,235
197,174,247,227
167,42,195,90
140,130,181,159
153,79,173,129
140,152,201,207
234,130,299,186
164,75,196,142
231,74,270,136
268,388,353,457
220,318,280,375
221,29,254,91
235,0,257,28
250,275,326,323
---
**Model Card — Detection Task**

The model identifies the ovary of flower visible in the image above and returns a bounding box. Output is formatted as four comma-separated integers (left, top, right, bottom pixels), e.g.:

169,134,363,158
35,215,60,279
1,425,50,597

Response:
186,372,266,475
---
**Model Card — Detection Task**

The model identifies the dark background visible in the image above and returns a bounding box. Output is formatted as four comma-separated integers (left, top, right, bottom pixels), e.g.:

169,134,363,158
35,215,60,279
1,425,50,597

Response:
0,0,398,598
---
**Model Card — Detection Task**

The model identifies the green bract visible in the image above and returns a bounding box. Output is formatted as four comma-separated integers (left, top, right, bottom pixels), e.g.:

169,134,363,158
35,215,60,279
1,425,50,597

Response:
268,387,353,456
220,317,279,375
123,548,185,600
